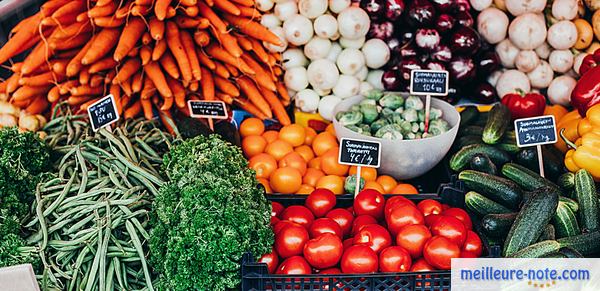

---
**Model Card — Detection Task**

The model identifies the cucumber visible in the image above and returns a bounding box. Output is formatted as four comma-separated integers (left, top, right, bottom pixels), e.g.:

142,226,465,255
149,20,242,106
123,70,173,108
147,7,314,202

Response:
453,135,482,152
557,231,600,255
501,163,559,191
482,103,510,144
460,106,479,127
465,191,513,217
541,252,567,258
481,213,518,238
459,170,523,209
558,196,578,213
474,111,490,126
508,240,560,258
537,224,556,242
494,143,520,154
469,154,497,175
503,186,560,257
559,247,584,258
516,147,566,182
574,169,599,232
501,131,516,143
553,202,580,238
558,172,575,191
459,125,484,137
450,144,511,171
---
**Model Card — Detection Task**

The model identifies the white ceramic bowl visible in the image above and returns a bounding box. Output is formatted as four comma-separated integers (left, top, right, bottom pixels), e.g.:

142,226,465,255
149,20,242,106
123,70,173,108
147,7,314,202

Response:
332,94,460,180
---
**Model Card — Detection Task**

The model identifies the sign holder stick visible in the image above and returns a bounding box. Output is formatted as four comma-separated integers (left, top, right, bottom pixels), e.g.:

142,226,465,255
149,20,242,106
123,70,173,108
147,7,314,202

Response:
536,145,545,178
424,95,431,133
355,166,362,197
208,118,214,131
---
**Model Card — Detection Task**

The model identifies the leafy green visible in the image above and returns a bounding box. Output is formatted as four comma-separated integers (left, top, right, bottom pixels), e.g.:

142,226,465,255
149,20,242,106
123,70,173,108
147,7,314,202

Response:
0,234,39,268
150,135,273,291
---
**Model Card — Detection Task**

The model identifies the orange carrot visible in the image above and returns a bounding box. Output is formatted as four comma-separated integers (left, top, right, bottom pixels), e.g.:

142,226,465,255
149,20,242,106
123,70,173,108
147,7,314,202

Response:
193,30,210,47
205,45,255,74
141,98,154,120
230,0,254,7
10,63,22,73
250,38,269,64
122,95,132,109
132,5,152,17
81,28,121,65
41,0,73,17
47,85,61,102
155,0,173,21
188,81,198,91
223,15,282,46
70,85,104,96
166,76,186,108
90,74,104,88
236,35,253,50
144,61,173,98
131,72,144,93
136,0,153,5
157,109,177,134
124,100,142,119
49,33,91,51
79,97,101,111
149,17,165,40
127,46,140,58
174,15,201,29
198,50,216,70
93,16,125,27
88,1,117,18
51,0,85,19
20,42,53,75
238,6,260,18
66,96,92,106
51,59,69,75
161,95,174,110
198,2,228,33
180,30,202,80
159,51,181,79
58,80,78,94
242,54,276,91
214,0,241,15
214,62,230,78
218,32,243,57
165,21,193,82
224,63,239,77
42,12,79,27
113,17,145,62
152,39,167,61
142,32,152,45
104,70,116,84
276,82,291,103
55,49,79,59
200,67,215,100
214,76,240,97
113,58,142,84
25,97,49,114
260,86,291,125
0,19,39,64
197,18,210,29
52,21,92,39
166,6,177,18
184,5,199,17
12,86,51,101
19,71,62,86
234,98,268,120
238,76,271,117
140,46,152,65
97,0,115,5
120,77,133,96
181,0,198,5
88,57,118,74
141,77,156,99
110,83,123,114
79,69,90,85
216,93,233,104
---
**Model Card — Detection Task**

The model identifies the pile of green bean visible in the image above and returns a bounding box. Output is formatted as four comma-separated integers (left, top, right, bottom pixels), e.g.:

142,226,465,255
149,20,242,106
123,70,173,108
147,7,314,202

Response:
26,115,174,291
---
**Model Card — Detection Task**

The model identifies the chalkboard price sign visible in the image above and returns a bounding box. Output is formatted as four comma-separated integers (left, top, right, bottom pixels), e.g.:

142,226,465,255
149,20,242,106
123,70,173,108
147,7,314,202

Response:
338,138,381,168
188,100,228,119
409,70,449,96
87,94,119,132
514,115,557,147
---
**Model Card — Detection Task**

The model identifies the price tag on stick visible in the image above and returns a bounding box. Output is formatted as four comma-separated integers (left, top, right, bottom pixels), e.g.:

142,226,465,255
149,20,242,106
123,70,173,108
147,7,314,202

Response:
87,94,119,132
188,100,228,131
338,138,381,197
409,69,449,134
514,115,558,177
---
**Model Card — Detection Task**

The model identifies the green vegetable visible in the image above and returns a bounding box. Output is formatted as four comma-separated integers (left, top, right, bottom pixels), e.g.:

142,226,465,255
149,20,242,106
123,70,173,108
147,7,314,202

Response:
574,169,599,232
379,93,404,110
450,144,511,172
359,99,377,106
375,124,404,140
469,154,497,175
404,96,424,110
553,202,580,238
465,191,512,217
338,111,363,126
344,175,365,193
402,108,418,122
428,119,450,136
460,106,480,127
0,234,39,269
557,172,575,191
557,231,600,255
501,163,559,191
481,213,518,238
537,224,556,242
482,103,510,144
370,118,389,134
430,108,443,120
459,170,523,209
150,135,273,291
365,90,384,101
380,107,395,118
508,240,560,258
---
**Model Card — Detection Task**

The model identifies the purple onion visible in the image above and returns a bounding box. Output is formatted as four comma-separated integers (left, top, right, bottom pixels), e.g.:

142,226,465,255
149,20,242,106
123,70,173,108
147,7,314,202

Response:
455,0,471,12
395,30,415,46
448,56,476,83
399,43,418,58
472,83,497,104
450,26,480,55
455,11,474,27
477,51,500,74
386,37,403,54
382,69,403,90
431,44,452,62
430,0,455,13
425,61,447,71
360,0,385,20
435,14,455,34
406,0,436,27
399,57,422,81
368,21,395,40
415,28,441,51
385,0,405,21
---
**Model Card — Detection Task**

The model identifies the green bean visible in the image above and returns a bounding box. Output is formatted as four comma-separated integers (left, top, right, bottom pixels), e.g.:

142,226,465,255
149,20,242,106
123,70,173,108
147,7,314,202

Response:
58,160,76,179
63,214,95,235
43,174,76,217
83,214,103,291
35,185,49,250
67,245,90,291
112,257,125,290
106,260,115,291
125,220,154,291
99,223,111,291
76,147,88,195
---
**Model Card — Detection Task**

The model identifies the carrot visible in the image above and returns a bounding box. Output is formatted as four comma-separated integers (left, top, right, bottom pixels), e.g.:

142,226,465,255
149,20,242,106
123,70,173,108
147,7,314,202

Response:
0,20,39,64
149,17,165,40
198,50,216,70
236,35,253,50
174,15,201,29
124,100,142,119
166,6,177,18
93,16,125,27
198,2,228,33
113,17,145,62
159,51,181,79
90,74,104,87
109,83,122,114
54,49,78,59
120,77,133,96
224,63,239,76
260,86,290,125
127,46,140,58
41,0,73,17
238,6,260,18
88,1,118,18
157,109,178,135
223,15,283,46
200,67,215,100
205,0,215,7
242,54,276,91
181,0,198,5
185,6,199,17
50,59,69,75
66,95,91,106
52,21,92,39
47,85,61,102
189,81,199,91
205,45,255,74
104,70,116,84
165,21,193,82
142,32,152,45
234,98,268,120
79,69,90,85
140,46,152,65
155,0,173,21
75,12,88,23
70,85,104,96
180,30,202,80
88,57,118,74
238,76,271,117
141,77,156,99
49,33,91,51
214,76,239,96
51,0,85,19
214,0,241,15
81,28,121,65
5,75,19,95
19,71,62,86
216,93,233,104
214,62,230,78
79,97,101,112
152,39,167,61
144,61,173,98
10,63,23,73
230,0,254,7
58,80,78,94
166,76,186,108
139,98,153,120
24,97,49,114
20,42,53,75
113,58,142,84
12,86,51,101
42,13,79,27
273,66,282,77
250,38,269,64
218,32,243,58
98,0,115,5
131,72,144,93
161,94,174,110
132,5,152,17
193,30,210,47
136,0,154,5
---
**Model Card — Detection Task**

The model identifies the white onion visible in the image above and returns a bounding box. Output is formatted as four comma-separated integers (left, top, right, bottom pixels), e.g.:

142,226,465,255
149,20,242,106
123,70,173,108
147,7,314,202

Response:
326,43,343,62
547,75,576,106
263,27,288,53
505,0,547,15
318,95,342,120
470,0,493,11
336,48,365,75
332,75,360,98
355,66,368,81
477,7,509,44
283,14,314,46
527,61,554,88
274,1,298,21
307,59,340,90
284,66,309,91
573,53,588,75
534,42,552,59
261,14,281,29
496,70,531,97
508,13,547,50
315,88,331,96
314,14,338,39
547,21,578,50
339,36,365,48
495,39,520,68
304,37,332,60
328,0,350,13
359,82,374,96
515,50,540,73
361,38,390,69
282,48,308,69
367,70,384,90
298,0,328,19
552,0,578,20
549,50,574,73
295,89,321,113
337,7,370,39
256,0,275,12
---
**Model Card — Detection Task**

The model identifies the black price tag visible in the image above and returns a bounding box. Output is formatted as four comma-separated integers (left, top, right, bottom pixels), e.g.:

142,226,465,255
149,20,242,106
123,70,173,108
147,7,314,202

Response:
409,69,449,96
514,115,557,147
188,100,228,119
87,94,119,132
338,138,381,168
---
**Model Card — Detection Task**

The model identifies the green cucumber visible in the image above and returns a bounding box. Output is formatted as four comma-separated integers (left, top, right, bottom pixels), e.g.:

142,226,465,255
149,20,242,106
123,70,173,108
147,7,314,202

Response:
508,240,560,258
460,106,480,127
453,135,482,152
494,143,520,154
469,154,497,175
537,224,556,242
459,125,484,137
474,111,490,126
553,202,580,238
459,170,523,209
557,231,600,255
503,187,559,257
558,172,575,191
501,163,559,191
541,252,566,258
516,147,566,182
559,247,584,258
501,131,516,143
574,169,599,232
481,213,518,238
558,196,578,213
482,103,510,144
450,144,511,171
465,191,513,217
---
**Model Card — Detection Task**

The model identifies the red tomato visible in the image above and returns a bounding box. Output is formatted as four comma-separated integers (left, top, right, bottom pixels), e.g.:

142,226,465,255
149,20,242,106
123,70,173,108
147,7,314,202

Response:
410,258,435,271
417,199,442,216
276,256,312,275
462,230,482,257
305,188,336,217
325,208,354,237
309,218,343,238
354,189,385,220
386,204,424,235
384,196,416,219
395,224,432,259
271,216,280,226
442,204,450,211
281,205,315,228
351,215,378,236
424,214,443,227
343,237,354,250
423,236,460,270
274,222,309,258
460,251,478,258
258,248,279,274
303,233,343,269
273,220,296,235
442,208,473,230
319,268,341,274
379,246,412,272
272,202,285,218
353,224,392,254
340,245,378,273
430,216,467,247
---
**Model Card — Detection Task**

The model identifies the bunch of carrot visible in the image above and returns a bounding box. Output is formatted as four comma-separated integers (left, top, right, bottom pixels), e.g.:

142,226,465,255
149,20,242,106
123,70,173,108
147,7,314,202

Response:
0,0,292,133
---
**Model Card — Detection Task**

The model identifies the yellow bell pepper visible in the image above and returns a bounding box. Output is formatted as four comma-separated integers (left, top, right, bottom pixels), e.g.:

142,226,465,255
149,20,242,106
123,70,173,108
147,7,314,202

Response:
562,104,600,181
555,110,582,153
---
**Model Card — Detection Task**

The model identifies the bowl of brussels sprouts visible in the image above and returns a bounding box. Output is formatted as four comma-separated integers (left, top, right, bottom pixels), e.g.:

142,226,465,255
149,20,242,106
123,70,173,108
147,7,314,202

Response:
332,90,460,180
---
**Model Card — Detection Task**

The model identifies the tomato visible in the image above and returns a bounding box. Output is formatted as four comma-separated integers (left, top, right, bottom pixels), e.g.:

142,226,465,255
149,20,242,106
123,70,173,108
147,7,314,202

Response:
325,208,354,237
351,215,379,236
305,188,336,217
460,251,478,258
272,202,285,218
274,223,309,258
353,224,392,254
281,205,315,228
258,248,279,274
384,196,415,219
340,245,378,274
309,218,343,239
346,206,354,214
462,230,482,257
416,199,442,216
273,220,296,235
303,233,343,269
430,216,467,247
395,224,432,259
343,237,354,250
424,214,443,227
442,208,473,230
319,268,341,274
379,246,412,272
386,204,424,235
441,204,450,211
423,236,460,270
354,189,385,220
271,216,280,226
410,258,435,271
276,256,312,275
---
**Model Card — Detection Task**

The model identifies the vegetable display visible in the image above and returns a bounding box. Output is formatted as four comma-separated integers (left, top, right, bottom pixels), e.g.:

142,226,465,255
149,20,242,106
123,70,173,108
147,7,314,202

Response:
562,103,600,180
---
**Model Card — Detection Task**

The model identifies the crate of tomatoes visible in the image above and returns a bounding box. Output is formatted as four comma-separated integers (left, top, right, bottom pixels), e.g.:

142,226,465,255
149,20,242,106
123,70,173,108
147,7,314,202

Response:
241,188,499,291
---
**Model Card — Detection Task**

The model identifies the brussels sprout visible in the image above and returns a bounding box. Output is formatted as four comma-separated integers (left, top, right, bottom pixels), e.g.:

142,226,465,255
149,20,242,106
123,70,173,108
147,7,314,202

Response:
399,121,412,134
380,107,395,118
417,110,425,122
365,89,384,101
335,111,345,121
419,122,425,132
344,174,365,193
360,99,377,106
415,132,423,139
360,104,379,124
346,125,363,134
370,118,389,134
430,119,450,131
394,107,404,114
406,132,416,140
402,108,418,122
390,113,404,125
430,107,443,120
351,105,361,111
405,96,424,110
338,111,363,126
360,124,371,134
411,122,420,133
375,124,404,140
379,93,404,110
